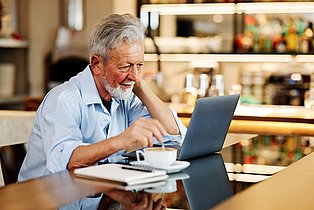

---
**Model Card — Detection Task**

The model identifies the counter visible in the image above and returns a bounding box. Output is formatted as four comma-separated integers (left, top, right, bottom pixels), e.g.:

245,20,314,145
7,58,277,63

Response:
172,103,314,136
0,110,35,146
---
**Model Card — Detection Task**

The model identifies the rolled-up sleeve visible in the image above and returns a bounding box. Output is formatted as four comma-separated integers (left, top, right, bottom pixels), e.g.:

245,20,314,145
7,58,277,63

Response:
161,108,187,145
42,91,88,173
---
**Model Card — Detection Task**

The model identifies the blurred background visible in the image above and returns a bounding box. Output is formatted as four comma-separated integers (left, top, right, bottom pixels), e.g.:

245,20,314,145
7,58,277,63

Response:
1,0,314,110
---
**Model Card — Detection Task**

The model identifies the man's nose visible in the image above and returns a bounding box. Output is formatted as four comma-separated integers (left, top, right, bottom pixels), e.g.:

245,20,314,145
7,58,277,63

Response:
128,65,140,80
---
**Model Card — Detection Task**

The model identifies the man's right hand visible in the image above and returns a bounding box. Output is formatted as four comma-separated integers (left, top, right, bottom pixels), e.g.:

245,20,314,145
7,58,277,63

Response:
117,117,167,152
68,117,167,170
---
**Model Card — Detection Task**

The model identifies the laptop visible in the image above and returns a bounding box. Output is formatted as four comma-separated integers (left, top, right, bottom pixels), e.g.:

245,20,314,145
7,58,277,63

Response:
123,94,239,162
178,94,240,161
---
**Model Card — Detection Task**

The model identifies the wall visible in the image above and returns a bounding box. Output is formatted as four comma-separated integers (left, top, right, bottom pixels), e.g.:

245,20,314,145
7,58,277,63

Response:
27,0,59,96
24,0,139,97
20,0,131,96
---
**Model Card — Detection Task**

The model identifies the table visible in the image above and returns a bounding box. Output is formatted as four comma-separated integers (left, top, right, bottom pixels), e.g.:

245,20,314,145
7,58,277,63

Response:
0,136,313,210
0,135,247,209
213,151,314,210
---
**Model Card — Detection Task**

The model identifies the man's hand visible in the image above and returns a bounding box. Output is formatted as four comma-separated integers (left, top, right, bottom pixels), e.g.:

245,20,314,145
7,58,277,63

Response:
132,78,145,96
117,117,167,152
132,78,180,135
102,189,166,210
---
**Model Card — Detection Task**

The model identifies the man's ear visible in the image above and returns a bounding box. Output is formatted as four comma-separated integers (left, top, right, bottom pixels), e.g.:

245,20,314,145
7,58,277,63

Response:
90,55,102,74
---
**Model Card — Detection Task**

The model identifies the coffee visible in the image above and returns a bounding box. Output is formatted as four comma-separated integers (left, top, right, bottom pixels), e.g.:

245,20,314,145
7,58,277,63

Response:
145,147,175,152
136,147,177,168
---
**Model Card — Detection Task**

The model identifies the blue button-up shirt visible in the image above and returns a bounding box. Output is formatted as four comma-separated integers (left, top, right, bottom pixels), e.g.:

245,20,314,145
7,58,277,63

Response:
18,66,186,182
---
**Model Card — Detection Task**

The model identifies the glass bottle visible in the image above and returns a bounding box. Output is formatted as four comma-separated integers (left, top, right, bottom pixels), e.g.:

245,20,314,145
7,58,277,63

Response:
211,74,224,96
208,76,218,97
182,73,197,106
197,74,209,98
304,22,313,53
285,20,298,52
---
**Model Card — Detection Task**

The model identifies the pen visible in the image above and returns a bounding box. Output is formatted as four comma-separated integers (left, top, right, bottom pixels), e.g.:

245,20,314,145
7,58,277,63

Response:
121,166,153,172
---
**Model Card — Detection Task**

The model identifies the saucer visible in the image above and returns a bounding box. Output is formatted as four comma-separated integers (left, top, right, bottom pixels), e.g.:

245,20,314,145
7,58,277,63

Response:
144,172,190,193
130,160,190,173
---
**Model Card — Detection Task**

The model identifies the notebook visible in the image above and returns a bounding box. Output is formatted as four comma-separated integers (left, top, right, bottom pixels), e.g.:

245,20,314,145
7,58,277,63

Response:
178,94,240,160
74,163,168,186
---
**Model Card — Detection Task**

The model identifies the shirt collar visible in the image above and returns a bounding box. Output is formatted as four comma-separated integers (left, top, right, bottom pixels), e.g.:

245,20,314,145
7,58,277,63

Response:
79,65,122,108
79,65,102,106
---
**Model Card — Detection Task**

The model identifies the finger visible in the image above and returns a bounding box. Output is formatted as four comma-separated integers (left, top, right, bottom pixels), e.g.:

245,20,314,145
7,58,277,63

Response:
153,198,164,210
140,130,154,147
136,119,163,145
145,193,154,209
150,118,167,136
143,119,166,143
137,192,149,208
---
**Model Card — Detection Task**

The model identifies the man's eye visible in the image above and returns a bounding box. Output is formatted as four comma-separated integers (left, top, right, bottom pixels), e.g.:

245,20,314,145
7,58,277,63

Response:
120,65,130,71
137,64,143,70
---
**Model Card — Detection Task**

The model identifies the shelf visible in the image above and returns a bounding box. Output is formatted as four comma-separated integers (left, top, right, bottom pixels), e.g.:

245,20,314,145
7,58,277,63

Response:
237,2,314,14
144,53,314,63
141,3,235,15
0,95,26,105
0,38,28,48
140,2,314,15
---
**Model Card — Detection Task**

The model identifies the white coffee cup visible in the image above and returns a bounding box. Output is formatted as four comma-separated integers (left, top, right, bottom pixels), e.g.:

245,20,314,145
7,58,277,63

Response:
136,147,177,168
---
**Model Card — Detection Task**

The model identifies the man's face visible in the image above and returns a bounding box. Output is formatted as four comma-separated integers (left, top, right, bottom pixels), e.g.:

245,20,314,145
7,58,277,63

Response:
95,41,144,100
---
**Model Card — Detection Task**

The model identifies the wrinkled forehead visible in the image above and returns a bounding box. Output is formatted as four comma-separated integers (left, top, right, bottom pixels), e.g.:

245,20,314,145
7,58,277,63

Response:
107,41,144,64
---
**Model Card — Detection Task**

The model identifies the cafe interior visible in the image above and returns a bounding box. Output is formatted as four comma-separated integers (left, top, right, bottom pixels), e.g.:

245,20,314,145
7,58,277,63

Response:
1,0,314,209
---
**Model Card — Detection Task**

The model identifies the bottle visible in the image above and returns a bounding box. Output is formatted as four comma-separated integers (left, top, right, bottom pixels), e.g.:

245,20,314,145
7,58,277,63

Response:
304,22,313,53
182,73,197,106
197,74,209,98
208,74,224,97
214,74,225,96
285,20,298,52
208,82,218,97
304,73,314,110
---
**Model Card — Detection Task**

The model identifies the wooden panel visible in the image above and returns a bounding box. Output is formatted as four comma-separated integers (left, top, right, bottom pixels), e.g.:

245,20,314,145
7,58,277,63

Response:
213,152,314,210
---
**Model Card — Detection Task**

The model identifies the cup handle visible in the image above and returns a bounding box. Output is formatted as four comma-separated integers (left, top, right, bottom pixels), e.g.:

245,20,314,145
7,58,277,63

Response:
136,150,145,162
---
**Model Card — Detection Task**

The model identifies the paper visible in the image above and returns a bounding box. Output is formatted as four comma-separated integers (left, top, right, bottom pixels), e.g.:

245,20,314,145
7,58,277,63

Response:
74,163,168,186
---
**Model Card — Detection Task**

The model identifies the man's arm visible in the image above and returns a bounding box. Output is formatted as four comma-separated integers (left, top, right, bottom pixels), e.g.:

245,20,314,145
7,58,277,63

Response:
67,117,167,169
133,79,180,135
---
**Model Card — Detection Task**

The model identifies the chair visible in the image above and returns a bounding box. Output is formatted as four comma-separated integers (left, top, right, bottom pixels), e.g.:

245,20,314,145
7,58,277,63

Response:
24,96,43,111
0,143,27,185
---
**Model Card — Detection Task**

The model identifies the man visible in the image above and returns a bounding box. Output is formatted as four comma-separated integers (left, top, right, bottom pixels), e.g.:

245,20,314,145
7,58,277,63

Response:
18,13,186,182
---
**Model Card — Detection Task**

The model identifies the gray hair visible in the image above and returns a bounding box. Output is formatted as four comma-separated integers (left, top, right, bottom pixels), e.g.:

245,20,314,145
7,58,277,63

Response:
88,13,147,64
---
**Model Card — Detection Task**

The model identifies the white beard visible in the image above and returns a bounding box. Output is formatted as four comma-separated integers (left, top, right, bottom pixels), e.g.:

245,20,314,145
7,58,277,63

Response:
104,80,135,100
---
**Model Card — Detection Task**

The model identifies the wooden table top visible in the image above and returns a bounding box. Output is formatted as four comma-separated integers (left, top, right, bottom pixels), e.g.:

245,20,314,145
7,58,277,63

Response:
0,136,313,210
1,151,313,210
0,134,252,210
213,151,314,210
0,171,97,210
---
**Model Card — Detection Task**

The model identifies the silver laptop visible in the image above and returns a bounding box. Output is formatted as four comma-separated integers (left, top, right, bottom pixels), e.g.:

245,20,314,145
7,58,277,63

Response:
178,94,240,161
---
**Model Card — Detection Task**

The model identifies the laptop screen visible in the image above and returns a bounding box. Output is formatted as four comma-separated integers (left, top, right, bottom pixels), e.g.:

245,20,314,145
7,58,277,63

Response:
179,94,240,161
